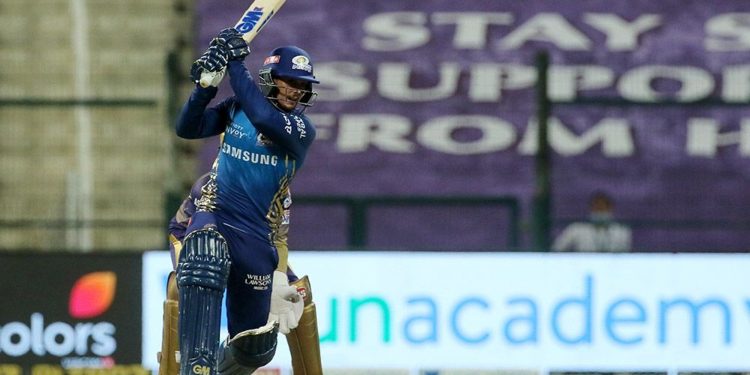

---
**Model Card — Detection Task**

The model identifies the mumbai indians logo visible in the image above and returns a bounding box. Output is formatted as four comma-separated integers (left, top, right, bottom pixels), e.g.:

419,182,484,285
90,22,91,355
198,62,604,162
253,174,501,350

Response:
235,7,274,34
291,55,312,72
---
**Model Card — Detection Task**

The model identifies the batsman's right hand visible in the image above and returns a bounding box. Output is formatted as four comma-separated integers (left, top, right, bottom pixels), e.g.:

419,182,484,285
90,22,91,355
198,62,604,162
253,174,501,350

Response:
190,44,228,86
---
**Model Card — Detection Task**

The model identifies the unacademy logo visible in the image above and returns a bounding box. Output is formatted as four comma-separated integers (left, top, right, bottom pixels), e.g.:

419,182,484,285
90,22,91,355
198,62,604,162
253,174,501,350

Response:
0,272,117,357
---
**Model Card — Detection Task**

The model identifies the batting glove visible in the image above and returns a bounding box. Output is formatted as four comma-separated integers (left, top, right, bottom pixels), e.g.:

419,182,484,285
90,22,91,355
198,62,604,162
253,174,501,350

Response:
190,44,228,85
213,28,250,61
268,271,304,335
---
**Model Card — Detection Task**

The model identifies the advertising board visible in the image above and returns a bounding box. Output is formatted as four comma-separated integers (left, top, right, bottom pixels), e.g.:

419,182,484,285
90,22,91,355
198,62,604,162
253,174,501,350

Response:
142,251,750,374
0,253,146,375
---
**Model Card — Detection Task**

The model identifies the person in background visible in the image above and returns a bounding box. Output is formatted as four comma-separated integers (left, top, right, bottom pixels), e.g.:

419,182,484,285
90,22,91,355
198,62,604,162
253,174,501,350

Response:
552,191,632,252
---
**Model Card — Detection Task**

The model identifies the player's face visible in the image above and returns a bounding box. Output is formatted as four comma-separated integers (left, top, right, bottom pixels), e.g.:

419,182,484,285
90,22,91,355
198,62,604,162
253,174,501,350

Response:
274,78,307,111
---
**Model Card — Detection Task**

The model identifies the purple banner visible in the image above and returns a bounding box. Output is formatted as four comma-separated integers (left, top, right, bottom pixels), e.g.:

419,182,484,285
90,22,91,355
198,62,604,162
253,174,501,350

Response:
195,0,750,251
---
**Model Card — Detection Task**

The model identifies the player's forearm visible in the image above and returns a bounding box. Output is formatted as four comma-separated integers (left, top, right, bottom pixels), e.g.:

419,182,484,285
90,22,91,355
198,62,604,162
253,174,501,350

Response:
175,86,226,139
227,61,276,124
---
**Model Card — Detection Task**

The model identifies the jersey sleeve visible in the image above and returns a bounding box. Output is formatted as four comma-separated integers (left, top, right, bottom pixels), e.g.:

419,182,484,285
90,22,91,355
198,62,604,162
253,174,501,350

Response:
226,60,316,162
175,86,235,139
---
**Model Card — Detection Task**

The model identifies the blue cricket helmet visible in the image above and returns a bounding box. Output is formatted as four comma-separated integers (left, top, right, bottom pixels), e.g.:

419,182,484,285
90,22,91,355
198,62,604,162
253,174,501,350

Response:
262,45,319,83
258,45,319,110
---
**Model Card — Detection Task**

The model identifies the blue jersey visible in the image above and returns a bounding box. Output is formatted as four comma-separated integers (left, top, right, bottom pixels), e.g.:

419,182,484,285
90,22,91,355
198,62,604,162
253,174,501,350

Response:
167,171,296,280
175,60,315,243
174,56,315,336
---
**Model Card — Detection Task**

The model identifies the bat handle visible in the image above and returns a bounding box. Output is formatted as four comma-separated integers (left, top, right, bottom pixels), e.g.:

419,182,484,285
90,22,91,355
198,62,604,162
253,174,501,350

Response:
199,68,226,88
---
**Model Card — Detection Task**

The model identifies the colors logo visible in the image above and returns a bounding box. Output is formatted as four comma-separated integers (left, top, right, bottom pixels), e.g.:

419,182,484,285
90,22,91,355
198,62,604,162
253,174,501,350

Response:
69,271,117,319
0,272,117,358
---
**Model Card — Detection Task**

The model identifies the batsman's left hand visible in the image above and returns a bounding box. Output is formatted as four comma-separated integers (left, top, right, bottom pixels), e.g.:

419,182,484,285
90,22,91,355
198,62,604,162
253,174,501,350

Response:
213,28,250,61
190,44,228,86
268,271,304,334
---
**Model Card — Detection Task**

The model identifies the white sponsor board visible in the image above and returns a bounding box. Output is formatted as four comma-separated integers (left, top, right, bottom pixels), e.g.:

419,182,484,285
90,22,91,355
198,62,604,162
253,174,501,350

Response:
142,251,750,373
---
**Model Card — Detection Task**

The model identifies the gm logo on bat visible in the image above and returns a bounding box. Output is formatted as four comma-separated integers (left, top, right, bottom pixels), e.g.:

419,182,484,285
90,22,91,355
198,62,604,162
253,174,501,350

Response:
236,7,274,34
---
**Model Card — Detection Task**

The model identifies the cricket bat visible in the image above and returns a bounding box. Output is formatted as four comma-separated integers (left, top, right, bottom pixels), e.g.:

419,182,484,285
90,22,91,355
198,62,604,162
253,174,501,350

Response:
199,0,287,88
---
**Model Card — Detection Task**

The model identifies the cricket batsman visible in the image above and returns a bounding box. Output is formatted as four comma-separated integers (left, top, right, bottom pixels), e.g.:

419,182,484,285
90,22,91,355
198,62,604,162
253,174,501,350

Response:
168,27,321,375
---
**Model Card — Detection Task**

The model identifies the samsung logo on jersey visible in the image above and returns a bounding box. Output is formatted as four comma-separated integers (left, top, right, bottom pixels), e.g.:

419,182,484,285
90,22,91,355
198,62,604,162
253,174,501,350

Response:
222,144,278,166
